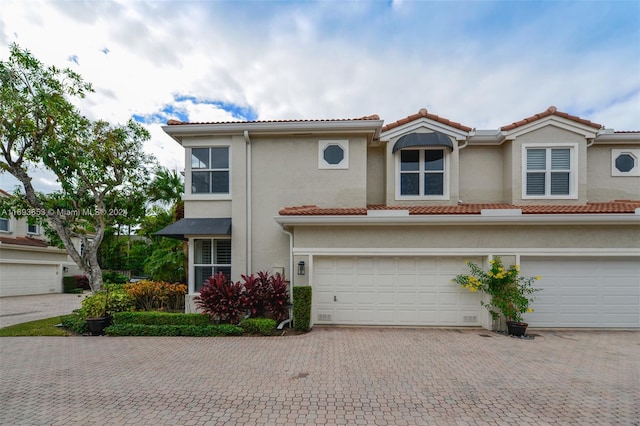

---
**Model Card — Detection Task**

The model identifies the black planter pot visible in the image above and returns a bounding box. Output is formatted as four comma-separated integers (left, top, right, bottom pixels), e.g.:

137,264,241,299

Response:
506,321,528,336
86,316,112,336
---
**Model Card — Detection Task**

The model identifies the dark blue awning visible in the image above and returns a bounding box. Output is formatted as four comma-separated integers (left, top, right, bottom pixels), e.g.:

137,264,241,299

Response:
155,218,231,240
392,132,454,152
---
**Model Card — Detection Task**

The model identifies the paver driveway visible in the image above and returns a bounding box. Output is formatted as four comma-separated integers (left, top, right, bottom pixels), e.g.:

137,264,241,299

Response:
0,328,638,425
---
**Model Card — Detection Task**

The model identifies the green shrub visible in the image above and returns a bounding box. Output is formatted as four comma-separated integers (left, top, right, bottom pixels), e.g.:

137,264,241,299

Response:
105,323,243,337
102,271,128,285
61,312,89,334
123,280,187,312
81,289,135,318
293,286,312,332
63,276,78,293
113,311,210,326
239,318,276,335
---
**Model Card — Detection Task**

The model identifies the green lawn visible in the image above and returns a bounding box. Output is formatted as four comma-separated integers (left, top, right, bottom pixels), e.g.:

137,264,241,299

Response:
0,317,72,337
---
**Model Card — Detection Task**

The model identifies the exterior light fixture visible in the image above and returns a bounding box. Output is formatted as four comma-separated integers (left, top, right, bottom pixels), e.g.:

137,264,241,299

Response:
297,261,305,276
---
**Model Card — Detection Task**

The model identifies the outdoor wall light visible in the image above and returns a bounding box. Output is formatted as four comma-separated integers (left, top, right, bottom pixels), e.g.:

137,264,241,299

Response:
297,261,305,276
63,266,69,273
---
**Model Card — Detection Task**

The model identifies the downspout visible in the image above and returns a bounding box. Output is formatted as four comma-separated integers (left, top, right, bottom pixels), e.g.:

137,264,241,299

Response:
278,225,294,329
244,130,252,275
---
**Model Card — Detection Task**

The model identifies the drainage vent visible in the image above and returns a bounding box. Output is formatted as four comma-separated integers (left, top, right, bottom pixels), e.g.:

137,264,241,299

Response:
463,315,477,323
317,313,332,322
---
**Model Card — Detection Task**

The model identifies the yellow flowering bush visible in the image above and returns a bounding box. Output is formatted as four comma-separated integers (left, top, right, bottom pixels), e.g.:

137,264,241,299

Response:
452,257,541,323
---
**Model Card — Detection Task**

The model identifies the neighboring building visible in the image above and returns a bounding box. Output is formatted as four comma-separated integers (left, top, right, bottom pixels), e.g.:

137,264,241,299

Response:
158,106,640,329
0,189,73,296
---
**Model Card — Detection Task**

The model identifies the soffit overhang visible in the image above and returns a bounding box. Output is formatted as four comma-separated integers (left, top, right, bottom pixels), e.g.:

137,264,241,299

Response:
163,120,384,145
275,214,640,227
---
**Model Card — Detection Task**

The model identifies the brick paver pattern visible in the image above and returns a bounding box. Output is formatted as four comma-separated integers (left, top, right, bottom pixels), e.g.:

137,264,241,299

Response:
0,328,638,425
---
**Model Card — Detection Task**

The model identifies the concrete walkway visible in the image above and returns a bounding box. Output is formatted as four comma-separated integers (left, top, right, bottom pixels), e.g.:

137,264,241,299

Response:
0,328,638,425
0,293,83,328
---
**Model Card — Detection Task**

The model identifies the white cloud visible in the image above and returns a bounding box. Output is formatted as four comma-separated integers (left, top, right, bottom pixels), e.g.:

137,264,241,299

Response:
1,0,639,194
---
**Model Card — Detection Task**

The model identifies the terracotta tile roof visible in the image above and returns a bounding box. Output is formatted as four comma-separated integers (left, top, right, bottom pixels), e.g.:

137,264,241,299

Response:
279,201,640,216
501,106,602,131
381,108,473,133
166,114,381,126
0,236,51,248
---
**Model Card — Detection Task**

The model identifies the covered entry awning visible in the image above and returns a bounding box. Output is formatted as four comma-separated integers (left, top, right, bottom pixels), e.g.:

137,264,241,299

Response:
392,131,454,152
155,218,232,240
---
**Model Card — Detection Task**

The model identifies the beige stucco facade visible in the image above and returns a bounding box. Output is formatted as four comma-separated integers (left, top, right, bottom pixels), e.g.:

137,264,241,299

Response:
163,107,639,328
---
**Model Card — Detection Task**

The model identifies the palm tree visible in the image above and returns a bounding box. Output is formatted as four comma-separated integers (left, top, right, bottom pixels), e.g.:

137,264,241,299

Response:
146,167,183,208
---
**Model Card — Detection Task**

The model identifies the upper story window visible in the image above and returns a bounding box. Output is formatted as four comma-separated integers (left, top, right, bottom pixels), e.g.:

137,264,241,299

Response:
191,147,230,194
611,149,640,176
27,223,40,235
0,217,9,232
524,146,576,198
397,148,448,199
318,140,349,169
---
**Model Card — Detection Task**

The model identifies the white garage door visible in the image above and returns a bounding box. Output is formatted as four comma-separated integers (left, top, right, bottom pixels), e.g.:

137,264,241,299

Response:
521,257,640,328
0,263,60,297
314,256,483,326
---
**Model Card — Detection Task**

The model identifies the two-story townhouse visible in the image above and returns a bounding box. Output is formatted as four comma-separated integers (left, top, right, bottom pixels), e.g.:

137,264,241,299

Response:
158,106,640,330
0,189,73,296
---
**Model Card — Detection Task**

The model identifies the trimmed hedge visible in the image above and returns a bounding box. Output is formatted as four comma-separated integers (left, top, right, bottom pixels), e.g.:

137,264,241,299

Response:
113,311,210,326
105,323,243,337
61,313,89,334
239,318,276,335
63,276,78,293
293,286,312,332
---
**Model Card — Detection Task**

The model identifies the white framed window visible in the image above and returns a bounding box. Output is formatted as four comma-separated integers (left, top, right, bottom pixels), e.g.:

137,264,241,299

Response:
318,140,349,169
612,149,640,176
27,223,40,235
193,238,231,293
523,144,577,198
396,148,449,199
190,147,230,195
0,217,10,233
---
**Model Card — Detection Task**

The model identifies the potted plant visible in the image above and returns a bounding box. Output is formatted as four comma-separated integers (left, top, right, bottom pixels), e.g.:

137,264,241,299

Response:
452,257,541,336
83,288,112,336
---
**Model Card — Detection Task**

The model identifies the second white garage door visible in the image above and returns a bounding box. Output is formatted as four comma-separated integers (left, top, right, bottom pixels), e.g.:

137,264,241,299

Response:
521,257,640,328
313,256,483,326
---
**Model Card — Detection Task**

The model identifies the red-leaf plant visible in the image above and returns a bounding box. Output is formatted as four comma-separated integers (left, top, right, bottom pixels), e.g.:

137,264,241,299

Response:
242,273,269,318
194,272,247,324
258,271,290,323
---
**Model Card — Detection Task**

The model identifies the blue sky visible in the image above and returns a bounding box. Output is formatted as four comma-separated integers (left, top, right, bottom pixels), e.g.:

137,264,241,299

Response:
1,0,639,192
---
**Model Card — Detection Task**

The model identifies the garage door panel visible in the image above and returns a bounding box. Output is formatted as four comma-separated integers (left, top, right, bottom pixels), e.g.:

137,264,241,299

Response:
439,292,459,305
397,292,417,305
0,264,59,297
377,292,396,305
439,311,459,324
603,295,639,305
522,257,639,328
314,256,482,326
418,292,437,305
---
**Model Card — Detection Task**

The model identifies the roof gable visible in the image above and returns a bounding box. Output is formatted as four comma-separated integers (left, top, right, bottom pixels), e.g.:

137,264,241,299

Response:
381,108,472,141
500,106,602,139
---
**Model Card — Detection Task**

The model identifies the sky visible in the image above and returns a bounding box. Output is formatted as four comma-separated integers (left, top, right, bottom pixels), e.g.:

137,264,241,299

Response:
1,0,639,193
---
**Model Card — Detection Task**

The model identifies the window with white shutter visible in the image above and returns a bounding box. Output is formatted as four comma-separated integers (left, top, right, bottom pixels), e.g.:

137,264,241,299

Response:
524,146,576,198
